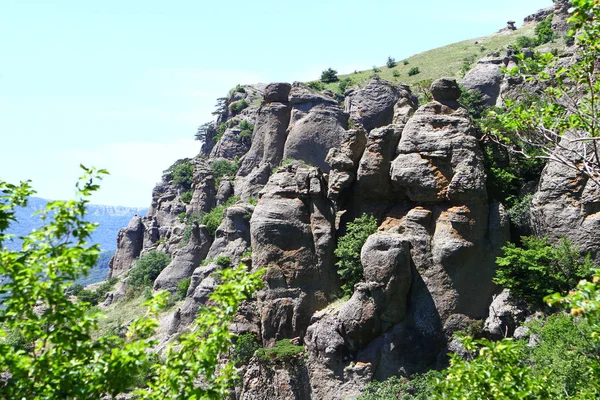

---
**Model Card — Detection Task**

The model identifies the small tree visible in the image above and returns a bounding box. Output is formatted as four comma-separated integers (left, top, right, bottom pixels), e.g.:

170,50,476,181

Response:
386,56,396,68
320,68,339,83
335,214,378,296
408,67,421,76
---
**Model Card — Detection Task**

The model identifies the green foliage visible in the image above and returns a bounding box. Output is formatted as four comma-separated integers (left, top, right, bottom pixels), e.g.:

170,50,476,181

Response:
68,283,84,296
165,158,194,190
412,79,433,104
320,68,339,83
359,376,404,400
247,196,258,206
237,120,254,145
210,159,239,186
0,167,162,398
403,59,409,65
180,190,193,204
408,66,420,76
433,336,555,399
182,212,204,244
487,1,600,182
195,122,212,142
515,35,537,49
229,84,246,97
174,277,191,301
335,214,378,296
255,339,304,362
201,196,240,237
338,77,352,94
215,122,227,142
494,236,594,305
458,85,486,119
524,314,596,396
230,98,248,115
129,250,171,289
233,332,260,367
460,54,476,76
139,265,265,399
534,14,555,45
0,171,266,398
386,56,397,68
392,70,401,78
372,65,381,73
307,80,325,91
215,255,232,267
359,371,444,400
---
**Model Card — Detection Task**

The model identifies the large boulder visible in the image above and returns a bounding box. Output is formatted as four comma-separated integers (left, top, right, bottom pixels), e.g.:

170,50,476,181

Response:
187,158,217,216
205,202,254,265
108,215,145,278
263,82,292,104
461,58,503,106
552,0,572,36
531,134,600,262
390,80,486,203
250,164,338,344
282,83,348,172
153,223,212,292
345,77,416,132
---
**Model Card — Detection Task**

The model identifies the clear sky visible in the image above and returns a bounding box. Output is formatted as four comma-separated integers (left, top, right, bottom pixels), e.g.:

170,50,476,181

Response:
0,0,551,207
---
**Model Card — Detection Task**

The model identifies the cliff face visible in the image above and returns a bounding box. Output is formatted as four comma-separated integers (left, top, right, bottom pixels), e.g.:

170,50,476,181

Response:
105,3,595,396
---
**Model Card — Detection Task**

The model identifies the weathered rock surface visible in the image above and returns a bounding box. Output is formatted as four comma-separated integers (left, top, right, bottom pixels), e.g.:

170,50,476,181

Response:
391,79,486,203
552,0,572,36
239,359,312,400
484,289,529,338
187,158,217,216
531,135,600,261
108,215,145,278
461,59,503,106
153,223,212,292
206,202,253,264
345,77,416,132
250,164,338,344
283,83,348,172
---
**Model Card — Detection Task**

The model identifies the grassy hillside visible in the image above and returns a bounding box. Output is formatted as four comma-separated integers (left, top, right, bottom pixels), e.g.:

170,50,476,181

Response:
320,23,538,92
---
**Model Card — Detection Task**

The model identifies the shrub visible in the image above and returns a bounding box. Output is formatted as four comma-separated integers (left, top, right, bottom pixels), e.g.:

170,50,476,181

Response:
165,159,194,190
182,212,204,244
174,277,191,301
359,371,443,400
77,289,100,305
210,159,239,186
180,190,193,204
386,56,396,68
247,197,258,206
459,86,486,120
307,81,324,91
338,77,352,94
372,66,381,73
215,256,232,267
408,67,420,76
256,339,304,362
335,214,378,296
230,98,249,115
392,70,401,78
129,250,171,289
494,236,594,306
320,68,339,83
515,35,537,50
68,283,84,296
237,120,254,146
433,336,555,399
215,122,227,142
403,59,409,65
233,332,260,366
359,376,404,400
535,14,554,45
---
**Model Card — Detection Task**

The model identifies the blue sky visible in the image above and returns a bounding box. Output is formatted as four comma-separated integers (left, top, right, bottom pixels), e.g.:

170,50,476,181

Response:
0,0,551,207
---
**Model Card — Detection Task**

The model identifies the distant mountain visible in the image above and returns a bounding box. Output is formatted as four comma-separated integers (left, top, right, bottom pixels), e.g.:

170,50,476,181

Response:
4,196,147,285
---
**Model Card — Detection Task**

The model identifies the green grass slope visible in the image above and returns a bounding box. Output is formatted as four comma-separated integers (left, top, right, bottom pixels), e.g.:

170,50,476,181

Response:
320,23,538,92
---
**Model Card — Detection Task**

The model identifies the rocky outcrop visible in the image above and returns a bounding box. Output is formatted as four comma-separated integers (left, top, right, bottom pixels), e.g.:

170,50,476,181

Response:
523,6,553,25
390,79,486,203
345,77,416,132
461,58,503,106
238,83,292,176
206,202,253,264
209,127,251,160
484,289,528,338
187,158,217,216
250,164,338,344
552,0,572,36
153,223,212,291
239,358,312,400
283,83,348,172
531,135,600,262
108,215,145,278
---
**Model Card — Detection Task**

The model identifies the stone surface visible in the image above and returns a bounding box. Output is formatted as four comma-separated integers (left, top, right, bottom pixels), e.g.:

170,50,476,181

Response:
108,215,145,278
250,164,338,344
345,77,416,132
430,78,462,102
390,100,486,203
264,82,292,104
531,134,600,262
206,202,253,265
283,83,348,172
153,223,212,292
461,61,503,106
484,289,528,338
